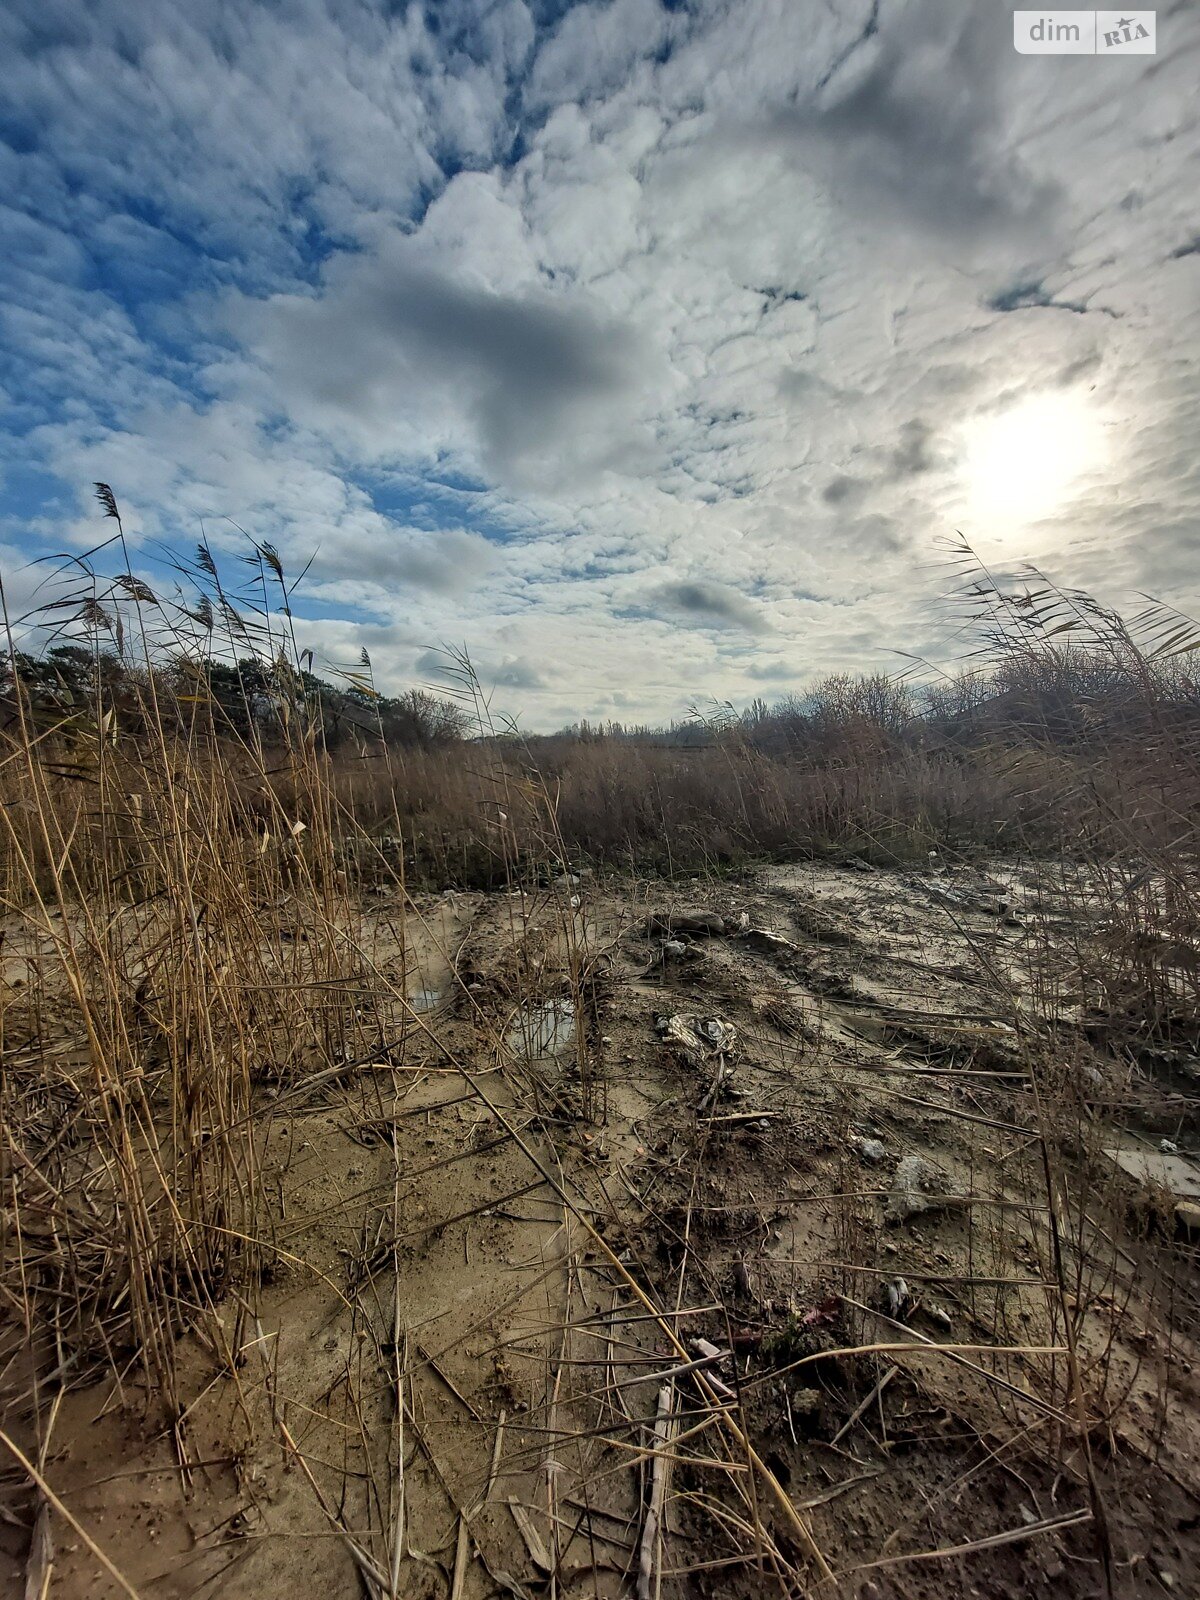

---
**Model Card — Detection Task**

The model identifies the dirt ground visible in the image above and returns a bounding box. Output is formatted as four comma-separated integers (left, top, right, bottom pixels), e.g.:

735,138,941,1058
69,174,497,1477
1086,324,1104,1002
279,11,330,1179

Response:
3,857,1199,1598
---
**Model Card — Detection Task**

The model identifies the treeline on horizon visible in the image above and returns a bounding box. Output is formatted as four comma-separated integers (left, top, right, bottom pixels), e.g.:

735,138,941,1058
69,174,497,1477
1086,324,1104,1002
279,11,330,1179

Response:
2,641,472,750
3,624,1198,887
6,632,1199,764
1,486,1197,886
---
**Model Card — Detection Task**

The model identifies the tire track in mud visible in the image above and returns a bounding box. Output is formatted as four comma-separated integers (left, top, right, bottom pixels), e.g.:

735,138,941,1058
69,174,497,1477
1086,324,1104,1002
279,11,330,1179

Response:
594,865,1200,1592
32,865,1200,1599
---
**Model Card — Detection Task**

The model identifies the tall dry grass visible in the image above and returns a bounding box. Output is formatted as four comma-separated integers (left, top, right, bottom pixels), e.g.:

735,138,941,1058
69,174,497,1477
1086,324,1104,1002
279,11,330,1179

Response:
0,495,388,1434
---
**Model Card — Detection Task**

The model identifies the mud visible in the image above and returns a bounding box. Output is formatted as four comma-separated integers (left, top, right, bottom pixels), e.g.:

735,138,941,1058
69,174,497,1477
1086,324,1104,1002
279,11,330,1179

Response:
3,858,1199,1598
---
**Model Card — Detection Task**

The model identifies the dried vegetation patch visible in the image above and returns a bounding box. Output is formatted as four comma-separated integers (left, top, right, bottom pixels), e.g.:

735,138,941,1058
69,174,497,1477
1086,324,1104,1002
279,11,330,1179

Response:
1,501,1198,1598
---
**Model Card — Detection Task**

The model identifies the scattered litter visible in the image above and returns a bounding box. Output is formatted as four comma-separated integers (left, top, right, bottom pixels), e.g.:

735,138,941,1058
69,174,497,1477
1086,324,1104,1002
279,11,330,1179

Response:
654,1013,738,1110
920,1301,953,1332
699,1109,778,1127
1104,1145,1200,1202
687,1337,736,1400
884,1277,910,1319
657,1013,737,1058
646,910,737,938
801,1295,841,1328
741,926,805,955
1160,1138,1180,1154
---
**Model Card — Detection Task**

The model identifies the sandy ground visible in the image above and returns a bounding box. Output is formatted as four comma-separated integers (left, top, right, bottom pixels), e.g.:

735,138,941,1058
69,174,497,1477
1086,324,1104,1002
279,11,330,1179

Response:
3,858,1200,1598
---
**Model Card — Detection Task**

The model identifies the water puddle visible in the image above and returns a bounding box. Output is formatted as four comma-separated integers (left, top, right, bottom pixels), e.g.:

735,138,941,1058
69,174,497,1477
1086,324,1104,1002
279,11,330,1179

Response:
505,999,576,1061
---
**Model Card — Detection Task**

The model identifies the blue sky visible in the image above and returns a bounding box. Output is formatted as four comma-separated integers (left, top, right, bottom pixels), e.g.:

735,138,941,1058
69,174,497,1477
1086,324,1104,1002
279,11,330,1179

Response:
2,0,1198,726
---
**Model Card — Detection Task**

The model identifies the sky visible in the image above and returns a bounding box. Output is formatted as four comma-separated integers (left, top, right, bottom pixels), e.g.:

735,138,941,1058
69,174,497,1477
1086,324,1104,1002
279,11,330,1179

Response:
2,0,1198,728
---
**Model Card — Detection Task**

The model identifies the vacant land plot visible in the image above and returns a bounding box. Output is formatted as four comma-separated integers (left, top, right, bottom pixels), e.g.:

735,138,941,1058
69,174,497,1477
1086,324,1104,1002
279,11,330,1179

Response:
3,850,1198,1599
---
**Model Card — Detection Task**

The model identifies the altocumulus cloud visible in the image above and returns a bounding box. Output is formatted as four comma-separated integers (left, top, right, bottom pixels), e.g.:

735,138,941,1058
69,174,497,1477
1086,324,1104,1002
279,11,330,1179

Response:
234,242,655,488
1,0,1198,729
651,581,772,634
311,527,497,600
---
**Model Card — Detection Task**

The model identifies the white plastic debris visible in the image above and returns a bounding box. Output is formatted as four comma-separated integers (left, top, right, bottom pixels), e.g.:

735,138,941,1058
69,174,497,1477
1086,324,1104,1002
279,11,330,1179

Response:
698,1018,736,1050
657,1013,737,1057
884,1277,910,1318
658,1013,738,1110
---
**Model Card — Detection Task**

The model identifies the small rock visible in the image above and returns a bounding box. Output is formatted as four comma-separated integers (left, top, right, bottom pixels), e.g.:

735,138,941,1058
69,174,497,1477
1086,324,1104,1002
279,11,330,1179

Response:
885,1154,944,1224
854,1136,887,1164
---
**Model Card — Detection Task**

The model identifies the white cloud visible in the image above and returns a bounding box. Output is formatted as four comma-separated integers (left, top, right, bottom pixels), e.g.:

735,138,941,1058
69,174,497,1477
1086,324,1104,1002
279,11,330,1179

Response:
2,0,1199,725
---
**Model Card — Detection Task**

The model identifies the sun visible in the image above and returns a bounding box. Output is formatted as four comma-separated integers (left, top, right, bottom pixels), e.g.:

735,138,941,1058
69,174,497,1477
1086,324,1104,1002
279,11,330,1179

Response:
960,390,1106,535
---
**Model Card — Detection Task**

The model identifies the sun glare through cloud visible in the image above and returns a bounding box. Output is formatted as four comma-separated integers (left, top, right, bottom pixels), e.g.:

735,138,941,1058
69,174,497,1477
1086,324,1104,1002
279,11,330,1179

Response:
961,390,1108,539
